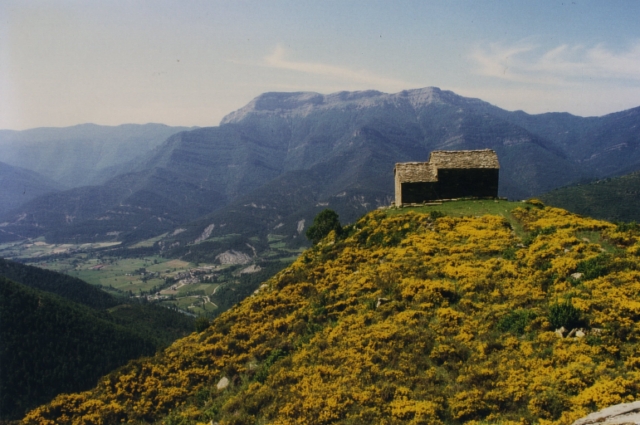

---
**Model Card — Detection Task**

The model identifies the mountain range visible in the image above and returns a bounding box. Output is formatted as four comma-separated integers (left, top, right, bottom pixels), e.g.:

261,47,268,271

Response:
0,162,64,215
0,123,195,188
1,88,639,253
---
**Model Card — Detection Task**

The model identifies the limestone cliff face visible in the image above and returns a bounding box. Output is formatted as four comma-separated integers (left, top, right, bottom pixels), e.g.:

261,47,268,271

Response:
220,87,494,124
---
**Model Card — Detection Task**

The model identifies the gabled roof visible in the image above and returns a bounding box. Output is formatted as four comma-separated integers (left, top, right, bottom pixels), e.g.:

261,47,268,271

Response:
394,162,437,183
428,149,500,169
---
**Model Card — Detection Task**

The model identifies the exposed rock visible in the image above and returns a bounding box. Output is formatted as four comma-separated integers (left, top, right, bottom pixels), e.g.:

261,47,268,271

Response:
215,250,251,265
245,243,257,257
576,329,586,338
376,298,389,309
216,377,229,390
571,272,584,280
239,264,262,274
297,219,305,234
195,224,215,243
572,400,640,425
555,326,567,338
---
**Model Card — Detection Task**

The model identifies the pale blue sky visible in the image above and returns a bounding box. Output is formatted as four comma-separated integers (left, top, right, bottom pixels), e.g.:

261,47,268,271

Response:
1,0,639,130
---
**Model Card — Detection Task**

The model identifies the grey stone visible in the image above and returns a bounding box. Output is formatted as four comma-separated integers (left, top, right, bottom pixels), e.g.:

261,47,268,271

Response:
572,400,640,425
376,298,389,309
216,376,229,390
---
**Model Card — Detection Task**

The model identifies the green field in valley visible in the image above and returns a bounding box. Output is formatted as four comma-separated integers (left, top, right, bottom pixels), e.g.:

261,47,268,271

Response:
0,232,302,317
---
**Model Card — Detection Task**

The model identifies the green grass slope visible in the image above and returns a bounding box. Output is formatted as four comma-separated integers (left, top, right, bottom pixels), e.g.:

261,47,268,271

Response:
21,201,640,425
541,171,640,223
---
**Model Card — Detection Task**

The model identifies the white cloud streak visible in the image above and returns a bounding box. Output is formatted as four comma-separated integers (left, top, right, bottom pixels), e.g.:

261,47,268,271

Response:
263,45,413,91
472,41,640,85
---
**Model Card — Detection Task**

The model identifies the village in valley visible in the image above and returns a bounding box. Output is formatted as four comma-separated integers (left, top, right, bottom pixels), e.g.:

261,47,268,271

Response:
0,234,301,317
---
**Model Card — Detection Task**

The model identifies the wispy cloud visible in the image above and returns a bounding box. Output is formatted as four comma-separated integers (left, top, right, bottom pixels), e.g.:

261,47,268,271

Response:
472,41,640,85
262,45,413,91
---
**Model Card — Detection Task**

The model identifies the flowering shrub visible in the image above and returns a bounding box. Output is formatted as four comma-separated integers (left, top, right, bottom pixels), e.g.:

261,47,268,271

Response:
22,205,640,425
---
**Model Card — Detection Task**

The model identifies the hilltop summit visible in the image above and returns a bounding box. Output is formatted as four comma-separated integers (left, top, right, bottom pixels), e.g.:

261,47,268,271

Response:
23,201,640,425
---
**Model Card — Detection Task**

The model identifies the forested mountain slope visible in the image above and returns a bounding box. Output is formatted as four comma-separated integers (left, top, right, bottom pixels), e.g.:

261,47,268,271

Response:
0,162,64,215
22,202,640,425
0,258,118,309
0,258,195,347
0,259,195,421
541,171,640,223
0,278,156,421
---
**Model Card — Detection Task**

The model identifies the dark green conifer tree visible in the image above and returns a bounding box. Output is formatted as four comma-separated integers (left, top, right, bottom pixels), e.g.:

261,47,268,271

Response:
306,209,342,245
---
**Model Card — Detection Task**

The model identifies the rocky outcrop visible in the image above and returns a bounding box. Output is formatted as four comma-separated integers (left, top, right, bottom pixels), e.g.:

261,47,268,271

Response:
215,250,251,265
572,401,640,425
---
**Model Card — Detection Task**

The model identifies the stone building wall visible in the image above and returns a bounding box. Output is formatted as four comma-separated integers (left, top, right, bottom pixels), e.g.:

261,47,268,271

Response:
394,149,500,205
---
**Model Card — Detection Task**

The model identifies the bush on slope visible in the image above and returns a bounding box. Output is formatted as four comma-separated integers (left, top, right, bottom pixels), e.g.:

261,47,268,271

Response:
22,204,640,425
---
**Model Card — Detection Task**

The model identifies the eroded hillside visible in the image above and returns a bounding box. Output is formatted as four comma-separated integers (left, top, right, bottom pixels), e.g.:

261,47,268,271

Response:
22,202,640,425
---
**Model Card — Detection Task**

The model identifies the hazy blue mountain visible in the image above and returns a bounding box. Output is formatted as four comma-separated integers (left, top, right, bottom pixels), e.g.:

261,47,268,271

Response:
0,123,196,187
0,161,64,215
1,88,638,246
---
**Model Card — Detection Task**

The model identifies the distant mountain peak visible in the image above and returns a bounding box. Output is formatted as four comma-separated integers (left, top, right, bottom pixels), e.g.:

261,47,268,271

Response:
220,87,493,124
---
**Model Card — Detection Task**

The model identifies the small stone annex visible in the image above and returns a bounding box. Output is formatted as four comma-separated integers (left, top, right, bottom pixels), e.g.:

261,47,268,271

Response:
394,149,500,206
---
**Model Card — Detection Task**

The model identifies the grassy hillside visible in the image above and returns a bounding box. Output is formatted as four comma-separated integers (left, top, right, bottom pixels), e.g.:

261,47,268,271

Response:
541,171,640,223
22,201,640,425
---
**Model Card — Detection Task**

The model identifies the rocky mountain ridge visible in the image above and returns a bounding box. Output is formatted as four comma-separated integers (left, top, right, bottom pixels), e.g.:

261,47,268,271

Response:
1,88,638,251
